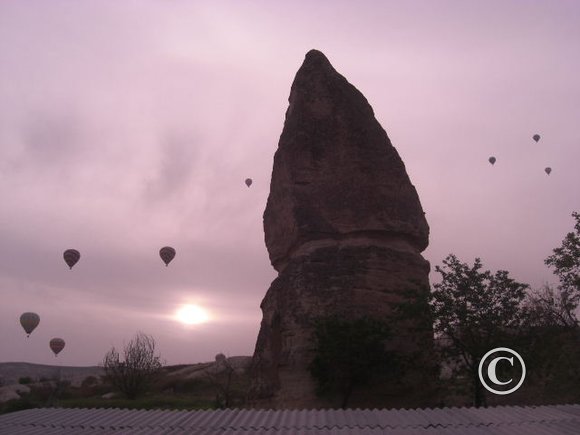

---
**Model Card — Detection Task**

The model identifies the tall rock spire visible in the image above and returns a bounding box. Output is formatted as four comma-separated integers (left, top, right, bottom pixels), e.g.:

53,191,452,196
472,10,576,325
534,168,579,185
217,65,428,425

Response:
265,49,428,271
251,50,436,409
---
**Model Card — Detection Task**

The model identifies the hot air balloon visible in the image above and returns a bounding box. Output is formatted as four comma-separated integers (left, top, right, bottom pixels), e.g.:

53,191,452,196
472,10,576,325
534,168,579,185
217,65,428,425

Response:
49,338,65,356
533,134,541,143
545,167,552,175
159,246,176,266
20,312,40,337
245,178,252,188
63,249,80,269
488,156,496,165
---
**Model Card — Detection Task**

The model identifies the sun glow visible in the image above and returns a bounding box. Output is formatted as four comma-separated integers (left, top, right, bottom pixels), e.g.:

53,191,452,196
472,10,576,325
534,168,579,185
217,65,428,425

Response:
175,304,210,325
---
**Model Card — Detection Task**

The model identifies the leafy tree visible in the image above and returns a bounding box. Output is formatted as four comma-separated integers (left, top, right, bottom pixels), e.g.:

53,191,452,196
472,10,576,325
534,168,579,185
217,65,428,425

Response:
309,316,395,409
513,212,580,399
520,284,580,402
545,211,580,324
102,332,163,400
519,297,580,396
430,254,529,407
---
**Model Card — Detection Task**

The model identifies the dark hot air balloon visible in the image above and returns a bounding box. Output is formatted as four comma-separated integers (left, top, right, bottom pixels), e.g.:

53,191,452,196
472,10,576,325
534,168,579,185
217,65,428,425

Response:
49,338,65,356
63,249,80,269
533,134,541,143
245,178,252,187
488,156,496,165
159,246,176,266
545,167,552,175
20,312,40,337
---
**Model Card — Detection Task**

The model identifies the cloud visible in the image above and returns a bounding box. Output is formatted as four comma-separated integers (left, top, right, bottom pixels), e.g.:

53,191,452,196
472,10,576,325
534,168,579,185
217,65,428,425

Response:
143,130,199,202
1,1,579,366
20,109,84,167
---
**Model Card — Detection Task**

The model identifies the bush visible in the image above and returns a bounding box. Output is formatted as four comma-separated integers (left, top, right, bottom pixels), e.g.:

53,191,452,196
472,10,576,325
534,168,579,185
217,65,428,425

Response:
0,397,36,415
309,316,395,409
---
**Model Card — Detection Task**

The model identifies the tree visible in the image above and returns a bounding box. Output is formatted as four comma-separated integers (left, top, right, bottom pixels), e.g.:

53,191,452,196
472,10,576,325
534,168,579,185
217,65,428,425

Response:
102,332,163,400
309,316,395,409
545,211,580,325
524,285,578,328
514,212,580,399
430,254,529,407
206,353,236,408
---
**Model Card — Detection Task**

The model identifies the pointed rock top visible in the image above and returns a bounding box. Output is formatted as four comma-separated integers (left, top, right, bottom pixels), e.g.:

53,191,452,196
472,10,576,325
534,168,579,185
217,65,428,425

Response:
295,49,337,79
303,49,332,66
285,50,373,123
295,50,340,84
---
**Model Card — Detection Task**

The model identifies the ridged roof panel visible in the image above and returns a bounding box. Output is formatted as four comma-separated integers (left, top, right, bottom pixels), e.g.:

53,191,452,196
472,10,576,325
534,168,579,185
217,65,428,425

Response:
1,404,579,434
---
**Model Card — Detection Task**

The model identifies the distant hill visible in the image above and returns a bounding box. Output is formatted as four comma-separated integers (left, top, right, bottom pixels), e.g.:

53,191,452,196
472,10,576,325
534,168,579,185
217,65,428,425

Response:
0,357,253,387
0,357,253,407
0,362,103,387
162,356,251,380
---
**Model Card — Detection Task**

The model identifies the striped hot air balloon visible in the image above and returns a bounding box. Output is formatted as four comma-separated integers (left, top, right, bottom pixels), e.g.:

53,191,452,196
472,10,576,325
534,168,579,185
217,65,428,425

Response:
63,249,80,269
49,338,65,356
20,312,40,337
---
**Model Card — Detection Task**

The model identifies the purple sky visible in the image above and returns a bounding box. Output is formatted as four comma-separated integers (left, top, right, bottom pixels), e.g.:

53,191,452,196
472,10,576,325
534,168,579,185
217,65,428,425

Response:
1,1,579,366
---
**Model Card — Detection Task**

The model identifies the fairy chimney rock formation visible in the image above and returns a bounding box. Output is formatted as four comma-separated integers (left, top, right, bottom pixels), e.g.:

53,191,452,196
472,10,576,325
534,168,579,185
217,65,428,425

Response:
250,50,435,409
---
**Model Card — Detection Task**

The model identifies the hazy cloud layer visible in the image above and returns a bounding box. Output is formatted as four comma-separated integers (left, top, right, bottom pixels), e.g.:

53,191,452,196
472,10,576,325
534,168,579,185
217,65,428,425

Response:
1,1,579,365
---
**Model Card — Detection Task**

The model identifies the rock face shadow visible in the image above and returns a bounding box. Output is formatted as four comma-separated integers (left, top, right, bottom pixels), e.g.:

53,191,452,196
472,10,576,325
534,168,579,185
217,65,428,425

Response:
249,50,437,409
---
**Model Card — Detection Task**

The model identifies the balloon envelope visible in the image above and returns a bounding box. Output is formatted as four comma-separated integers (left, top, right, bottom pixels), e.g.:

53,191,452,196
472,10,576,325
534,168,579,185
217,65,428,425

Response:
245,178,252,187
20,312,40,337
49,338,65,356
159,246,176,266
63,249,80,269
545,167,552,175
533,134,541,142
488,156,496,165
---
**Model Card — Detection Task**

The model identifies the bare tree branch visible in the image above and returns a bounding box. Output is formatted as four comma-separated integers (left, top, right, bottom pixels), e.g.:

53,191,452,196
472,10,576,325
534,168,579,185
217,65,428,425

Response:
102,332,163,400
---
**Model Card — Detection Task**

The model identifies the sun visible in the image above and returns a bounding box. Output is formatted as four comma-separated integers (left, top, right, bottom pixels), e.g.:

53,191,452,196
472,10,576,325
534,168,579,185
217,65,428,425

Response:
175,304,210,325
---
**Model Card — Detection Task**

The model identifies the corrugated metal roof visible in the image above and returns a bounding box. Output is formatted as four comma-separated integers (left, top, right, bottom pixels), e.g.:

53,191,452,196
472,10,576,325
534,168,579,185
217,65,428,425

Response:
1,404,579,434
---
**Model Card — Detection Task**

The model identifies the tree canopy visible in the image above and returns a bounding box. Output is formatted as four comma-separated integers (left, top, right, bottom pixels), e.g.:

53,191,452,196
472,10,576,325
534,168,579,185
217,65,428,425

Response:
309,316,395,409
545,211,580,325
430,254,529,407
